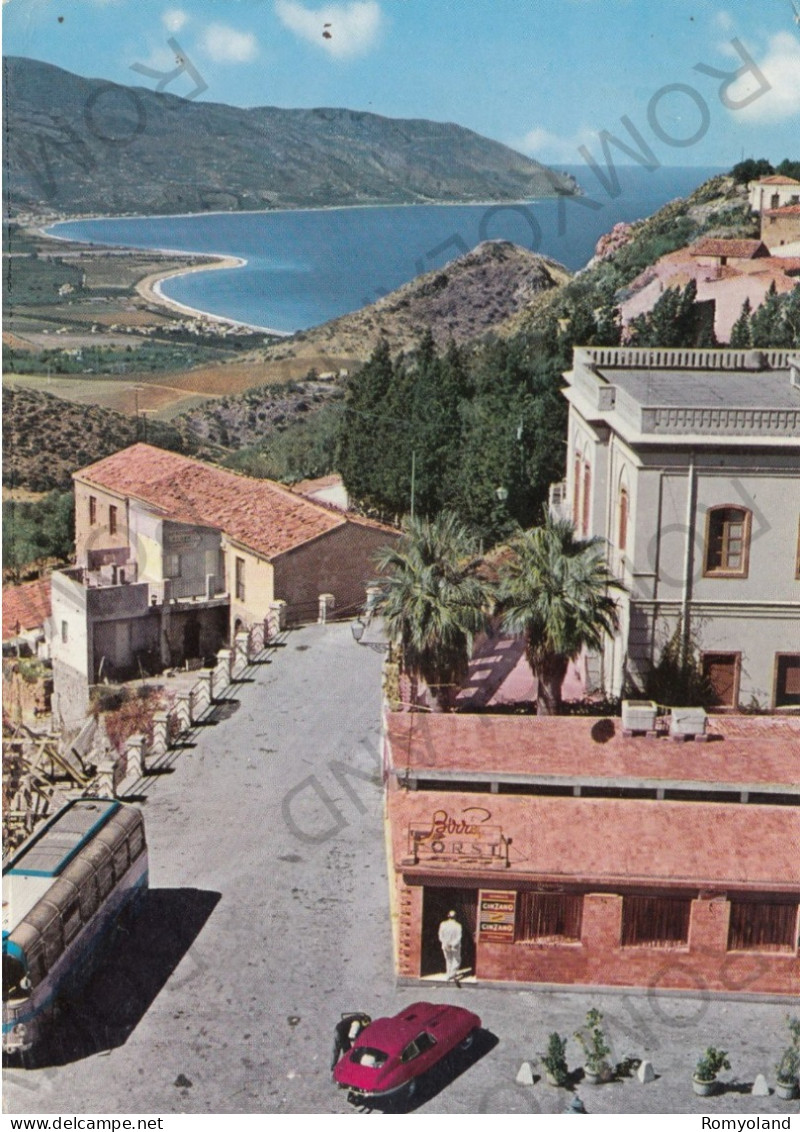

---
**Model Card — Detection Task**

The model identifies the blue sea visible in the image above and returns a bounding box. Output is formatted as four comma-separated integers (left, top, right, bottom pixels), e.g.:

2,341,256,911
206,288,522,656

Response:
49,166,723,334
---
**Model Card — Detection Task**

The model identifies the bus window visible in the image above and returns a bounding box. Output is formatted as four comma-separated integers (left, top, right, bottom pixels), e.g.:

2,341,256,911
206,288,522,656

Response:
128,824,145,861
112,841,129,880
78,875,99,921
42,919,63,968
62,901,82,946
97,857,114,899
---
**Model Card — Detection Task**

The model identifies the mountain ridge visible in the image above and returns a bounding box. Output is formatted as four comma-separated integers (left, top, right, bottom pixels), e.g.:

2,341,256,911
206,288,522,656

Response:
4,56,578,217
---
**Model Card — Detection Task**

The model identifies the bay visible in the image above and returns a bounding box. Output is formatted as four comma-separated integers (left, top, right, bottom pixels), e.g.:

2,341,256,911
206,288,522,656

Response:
49,165,723,334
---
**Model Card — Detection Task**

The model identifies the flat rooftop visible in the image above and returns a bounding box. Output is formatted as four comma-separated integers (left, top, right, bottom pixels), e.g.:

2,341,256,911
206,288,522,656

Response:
566,347,800,442
594,366,800,410
385,713,800,800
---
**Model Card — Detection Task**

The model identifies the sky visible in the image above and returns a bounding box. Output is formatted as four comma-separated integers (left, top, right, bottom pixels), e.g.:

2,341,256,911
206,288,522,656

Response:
3,0,800,171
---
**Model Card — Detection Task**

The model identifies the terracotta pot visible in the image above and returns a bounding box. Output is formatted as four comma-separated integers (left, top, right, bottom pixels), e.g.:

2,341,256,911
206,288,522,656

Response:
583,1068,602,1086
776,1080,798,1101
692,1076,716,1097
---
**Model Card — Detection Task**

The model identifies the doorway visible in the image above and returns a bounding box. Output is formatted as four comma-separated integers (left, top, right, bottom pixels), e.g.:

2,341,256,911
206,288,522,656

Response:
420,887,478,977
183,616,201,660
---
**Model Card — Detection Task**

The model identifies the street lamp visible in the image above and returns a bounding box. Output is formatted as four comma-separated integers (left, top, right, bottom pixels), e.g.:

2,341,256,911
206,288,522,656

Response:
351,618,366,644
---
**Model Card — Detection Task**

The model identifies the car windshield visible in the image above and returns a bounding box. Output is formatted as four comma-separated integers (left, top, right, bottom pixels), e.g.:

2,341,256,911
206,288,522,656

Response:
351,1047,389,1069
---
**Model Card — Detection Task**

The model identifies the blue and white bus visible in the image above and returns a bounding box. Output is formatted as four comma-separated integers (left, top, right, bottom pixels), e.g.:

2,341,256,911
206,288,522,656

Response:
2,798,148,1057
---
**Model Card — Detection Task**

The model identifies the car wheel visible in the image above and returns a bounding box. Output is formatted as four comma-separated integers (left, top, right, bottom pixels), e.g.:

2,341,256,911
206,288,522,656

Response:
459,1028,477,1051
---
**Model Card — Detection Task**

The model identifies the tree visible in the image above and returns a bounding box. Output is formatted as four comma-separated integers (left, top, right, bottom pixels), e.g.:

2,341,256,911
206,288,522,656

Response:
729,297,752,347
750,282,789,347
730,158,773,184
371,512,491,710
629,280,712,347
498,516,625,715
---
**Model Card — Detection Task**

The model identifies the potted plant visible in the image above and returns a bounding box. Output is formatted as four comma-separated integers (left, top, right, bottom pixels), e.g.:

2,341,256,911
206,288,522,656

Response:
542,1032,569,1087
574,1008,612,1085
692,1047,730,1096
775,1016,800,1101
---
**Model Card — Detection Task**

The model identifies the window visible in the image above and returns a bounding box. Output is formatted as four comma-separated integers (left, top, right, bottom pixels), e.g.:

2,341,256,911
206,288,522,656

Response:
89,495,97,525
582,463,591,536
701,652,740,709
128,823,146,862
164,553,181,578
235,556,246,602
572,454,582,526
703,506,751,577
618,488,629,552
112,841,129,881
402,1032,437,1062
517,892,583,942
96,855,115,899
61,620,69,644
728,901,797,952
775,654,800,708
109,505,118,536
62,901,82,946
621,895,690,948
78,876,99,921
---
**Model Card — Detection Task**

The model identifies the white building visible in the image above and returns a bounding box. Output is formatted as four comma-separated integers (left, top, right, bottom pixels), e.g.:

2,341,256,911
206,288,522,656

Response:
554,347,800,711
748,174,800,214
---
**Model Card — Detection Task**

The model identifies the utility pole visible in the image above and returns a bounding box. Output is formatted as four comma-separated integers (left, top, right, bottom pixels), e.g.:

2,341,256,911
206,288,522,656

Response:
410,450,416,520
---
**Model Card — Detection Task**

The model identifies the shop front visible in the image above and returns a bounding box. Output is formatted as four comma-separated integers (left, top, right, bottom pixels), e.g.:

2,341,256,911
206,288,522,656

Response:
388,789,800,996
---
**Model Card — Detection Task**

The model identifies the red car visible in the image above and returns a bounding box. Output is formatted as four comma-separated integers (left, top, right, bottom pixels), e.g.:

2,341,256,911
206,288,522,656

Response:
333,1001,482,1101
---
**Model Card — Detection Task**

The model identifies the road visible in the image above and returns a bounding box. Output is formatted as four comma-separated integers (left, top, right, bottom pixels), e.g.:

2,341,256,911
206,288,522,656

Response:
4,621,798,1116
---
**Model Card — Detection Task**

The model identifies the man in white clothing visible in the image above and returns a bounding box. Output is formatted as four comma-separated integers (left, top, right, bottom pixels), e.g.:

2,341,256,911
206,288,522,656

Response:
438,910,462,979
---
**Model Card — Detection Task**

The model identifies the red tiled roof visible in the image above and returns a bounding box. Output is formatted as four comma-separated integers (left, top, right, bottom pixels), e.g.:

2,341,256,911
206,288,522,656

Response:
2,578,51,639
385,713,800,790
756,174,800,185
75,444,355,560
764,204,800,216
387,789,800,891
691,238,769,259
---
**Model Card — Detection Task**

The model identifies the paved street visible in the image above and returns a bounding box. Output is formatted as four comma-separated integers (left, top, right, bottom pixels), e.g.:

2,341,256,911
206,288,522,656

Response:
4,622,799,1116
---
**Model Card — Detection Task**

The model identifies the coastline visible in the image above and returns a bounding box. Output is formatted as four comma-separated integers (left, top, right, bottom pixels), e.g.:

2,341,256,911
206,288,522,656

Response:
135,256,288,336
43,196,555,229
42,198,556,336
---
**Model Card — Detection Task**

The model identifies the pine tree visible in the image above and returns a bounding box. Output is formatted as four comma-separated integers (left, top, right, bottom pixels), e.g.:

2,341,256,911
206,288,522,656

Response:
729,298,752,347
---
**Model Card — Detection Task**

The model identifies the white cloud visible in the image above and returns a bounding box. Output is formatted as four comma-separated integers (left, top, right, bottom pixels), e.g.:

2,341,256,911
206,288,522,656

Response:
162,8,189,34
514,125,597,164
275,0,382,59
714,10,734,33
199,22,259,63
723,31,800,122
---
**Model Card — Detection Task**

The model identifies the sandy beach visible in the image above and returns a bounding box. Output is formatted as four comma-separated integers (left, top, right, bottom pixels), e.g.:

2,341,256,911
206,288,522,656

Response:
134,254,259,328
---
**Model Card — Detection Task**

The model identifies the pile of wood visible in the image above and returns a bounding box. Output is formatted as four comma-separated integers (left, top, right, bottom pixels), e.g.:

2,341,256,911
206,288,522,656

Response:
2,718,97,858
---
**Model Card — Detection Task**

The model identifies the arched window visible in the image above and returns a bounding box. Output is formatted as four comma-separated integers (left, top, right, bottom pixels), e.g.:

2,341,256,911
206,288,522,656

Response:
618,487,629,552
704,506,751,577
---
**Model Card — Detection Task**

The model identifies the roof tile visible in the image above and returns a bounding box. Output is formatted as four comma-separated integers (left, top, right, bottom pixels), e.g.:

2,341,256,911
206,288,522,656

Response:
75,444,360,560
3,578,52,639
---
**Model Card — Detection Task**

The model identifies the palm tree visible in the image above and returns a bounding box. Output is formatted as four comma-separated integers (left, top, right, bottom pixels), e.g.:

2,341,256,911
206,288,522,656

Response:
372,512,491,711
498,516,625,715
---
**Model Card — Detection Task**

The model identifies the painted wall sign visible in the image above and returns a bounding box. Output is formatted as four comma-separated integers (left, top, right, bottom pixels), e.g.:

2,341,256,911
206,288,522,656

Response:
407,807,511,868
164,529,203,552
479,890,516,943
